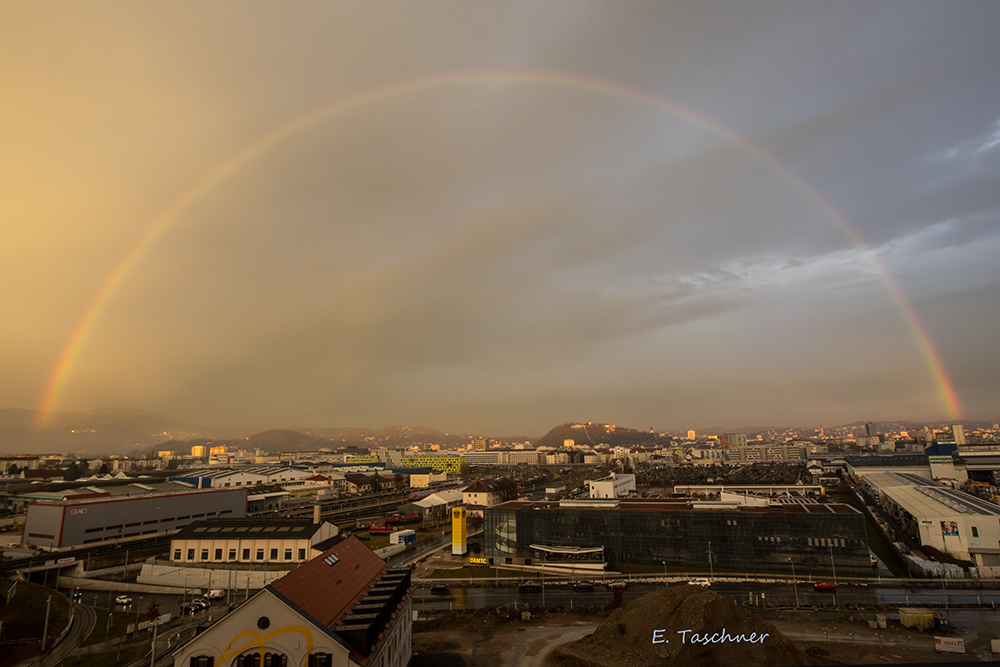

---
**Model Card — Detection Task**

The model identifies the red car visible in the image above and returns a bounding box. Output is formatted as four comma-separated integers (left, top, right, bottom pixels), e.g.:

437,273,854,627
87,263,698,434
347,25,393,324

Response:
813,581,836,591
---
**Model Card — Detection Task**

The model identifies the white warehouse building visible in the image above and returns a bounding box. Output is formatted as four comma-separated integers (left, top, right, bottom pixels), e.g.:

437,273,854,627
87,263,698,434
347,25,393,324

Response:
587,472,636,499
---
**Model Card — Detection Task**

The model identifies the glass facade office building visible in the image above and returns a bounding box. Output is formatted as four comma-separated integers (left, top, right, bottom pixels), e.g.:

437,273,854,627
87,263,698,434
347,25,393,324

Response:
484,498,871,576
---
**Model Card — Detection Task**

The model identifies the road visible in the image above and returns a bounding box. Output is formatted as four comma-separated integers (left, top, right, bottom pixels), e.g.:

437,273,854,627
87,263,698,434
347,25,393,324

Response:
62,588,231,623
12,603,96,667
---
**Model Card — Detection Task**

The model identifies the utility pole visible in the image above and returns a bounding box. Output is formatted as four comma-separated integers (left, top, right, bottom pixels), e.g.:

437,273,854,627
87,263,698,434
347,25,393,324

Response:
541,568,545,608
41,595,51,652
708,542,714,580
150,618,158,667
788,558,799,608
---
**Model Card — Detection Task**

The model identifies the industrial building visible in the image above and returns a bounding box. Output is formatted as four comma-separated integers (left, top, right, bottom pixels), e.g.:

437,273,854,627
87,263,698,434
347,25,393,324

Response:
169,466,314,488
844,453,968,483
587,472,635,499
22,486,248,549
172,537,413,667
673,484,825,498
860,471,1000,567
484,497,871,576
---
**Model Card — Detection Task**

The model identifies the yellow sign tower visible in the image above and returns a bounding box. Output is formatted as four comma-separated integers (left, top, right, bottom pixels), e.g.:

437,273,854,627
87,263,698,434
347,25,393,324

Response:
451,507,467,556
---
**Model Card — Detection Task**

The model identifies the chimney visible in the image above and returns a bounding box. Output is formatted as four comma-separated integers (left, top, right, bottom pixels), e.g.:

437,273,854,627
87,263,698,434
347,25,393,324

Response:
313,504,321,525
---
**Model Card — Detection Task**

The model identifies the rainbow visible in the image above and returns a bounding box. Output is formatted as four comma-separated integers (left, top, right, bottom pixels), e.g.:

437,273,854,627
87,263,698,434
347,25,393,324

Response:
33,70,963,428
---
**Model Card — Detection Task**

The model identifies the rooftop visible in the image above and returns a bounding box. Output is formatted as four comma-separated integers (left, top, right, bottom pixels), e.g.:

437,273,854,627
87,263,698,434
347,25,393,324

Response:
864,472,1000,518
172,518,327,541
492,497,861,515
29,483,245,505
269,536,410,632
844,453,931,467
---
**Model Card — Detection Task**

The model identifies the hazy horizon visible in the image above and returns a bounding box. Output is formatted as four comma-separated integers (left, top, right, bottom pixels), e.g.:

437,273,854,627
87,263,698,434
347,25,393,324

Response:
2,406,989,445
4,3,999,436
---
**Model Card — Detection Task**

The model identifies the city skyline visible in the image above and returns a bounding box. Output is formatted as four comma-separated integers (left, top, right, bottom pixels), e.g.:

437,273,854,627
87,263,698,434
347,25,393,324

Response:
3,3,999,435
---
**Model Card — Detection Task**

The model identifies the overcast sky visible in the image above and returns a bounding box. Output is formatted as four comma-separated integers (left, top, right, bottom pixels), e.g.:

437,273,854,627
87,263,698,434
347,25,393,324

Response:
3,2,999,435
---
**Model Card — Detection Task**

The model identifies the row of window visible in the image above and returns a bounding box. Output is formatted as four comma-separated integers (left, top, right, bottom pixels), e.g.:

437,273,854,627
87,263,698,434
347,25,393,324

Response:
174,547,307,562
83,528,159,544
79,510,233,535
807,537,846,547
189,652,334,667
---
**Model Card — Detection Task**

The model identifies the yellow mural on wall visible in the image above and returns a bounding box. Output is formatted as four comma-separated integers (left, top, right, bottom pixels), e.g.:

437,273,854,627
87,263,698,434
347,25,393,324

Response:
217,623,315,664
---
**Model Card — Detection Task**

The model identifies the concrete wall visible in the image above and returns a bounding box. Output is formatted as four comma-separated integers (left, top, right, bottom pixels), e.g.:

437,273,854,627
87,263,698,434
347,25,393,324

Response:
137,562,286,591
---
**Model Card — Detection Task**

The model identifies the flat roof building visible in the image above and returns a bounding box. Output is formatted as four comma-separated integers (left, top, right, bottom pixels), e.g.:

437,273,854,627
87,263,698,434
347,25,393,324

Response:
399,455,465,474
169,466,314,488
861,471,1000,567
587,473,636,499
23,486,248,549
844,453,968,483
485,497,870,576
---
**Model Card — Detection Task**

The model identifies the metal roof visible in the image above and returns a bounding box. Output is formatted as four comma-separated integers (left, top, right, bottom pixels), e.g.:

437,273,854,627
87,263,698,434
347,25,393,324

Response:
865,472,1000,519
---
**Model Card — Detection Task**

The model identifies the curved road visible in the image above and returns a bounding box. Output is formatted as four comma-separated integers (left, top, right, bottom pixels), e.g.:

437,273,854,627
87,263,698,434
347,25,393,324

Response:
13,603,96,667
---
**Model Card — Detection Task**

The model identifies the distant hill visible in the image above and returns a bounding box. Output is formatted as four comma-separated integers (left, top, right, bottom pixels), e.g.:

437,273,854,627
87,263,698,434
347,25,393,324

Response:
0,408,219,456
535,422,673,449
283,425,473,451
154,426,478,455
244,429,322,450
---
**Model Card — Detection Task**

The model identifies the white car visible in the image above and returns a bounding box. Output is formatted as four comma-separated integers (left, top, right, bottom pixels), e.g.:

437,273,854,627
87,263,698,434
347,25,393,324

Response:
115,595,133,605
688,578,711,587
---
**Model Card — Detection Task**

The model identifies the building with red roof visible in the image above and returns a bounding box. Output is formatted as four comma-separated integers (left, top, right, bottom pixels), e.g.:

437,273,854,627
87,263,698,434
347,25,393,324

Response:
172,536,413,667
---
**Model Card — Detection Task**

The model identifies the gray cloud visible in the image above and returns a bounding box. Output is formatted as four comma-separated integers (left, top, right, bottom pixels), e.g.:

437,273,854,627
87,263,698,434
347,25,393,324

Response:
2,1,999,433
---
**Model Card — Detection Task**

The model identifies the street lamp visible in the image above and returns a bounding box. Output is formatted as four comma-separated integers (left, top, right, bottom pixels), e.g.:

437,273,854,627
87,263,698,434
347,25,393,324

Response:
662,561,667,589
788,558,799,608
829,544,837,584
707,541,714,581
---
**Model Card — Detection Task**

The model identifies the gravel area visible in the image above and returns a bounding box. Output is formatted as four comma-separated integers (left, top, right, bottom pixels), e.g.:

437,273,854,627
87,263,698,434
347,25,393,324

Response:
413,588,1000,665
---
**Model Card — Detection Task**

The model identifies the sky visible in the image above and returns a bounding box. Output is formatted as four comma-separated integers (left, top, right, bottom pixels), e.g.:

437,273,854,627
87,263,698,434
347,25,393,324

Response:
2,2,999,436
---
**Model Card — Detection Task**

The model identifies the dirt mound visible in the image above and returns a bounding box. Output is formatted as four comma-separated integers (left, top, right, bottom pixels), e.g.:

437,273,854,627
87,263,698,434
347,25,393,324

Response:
551,585,813,667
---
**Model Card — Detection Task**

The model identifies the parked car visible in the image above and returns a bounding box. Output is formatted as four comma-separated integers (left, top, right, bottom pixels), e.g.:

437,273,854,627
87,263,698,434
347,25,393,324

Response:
115,595,132,605
192,597,210,609
430,583,450,594
206,589,226,600
573,580,594,591
688,578,712,587
518,581,543,593
179,601,198,614
605,579,627,590
813,581,836,591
